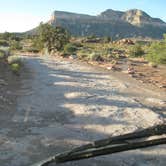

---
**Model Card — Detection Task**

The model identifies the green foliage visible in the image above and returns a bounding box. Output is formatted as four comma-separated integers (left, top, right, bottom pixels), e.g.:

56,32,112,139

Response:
64,43,77,54
89,52,103,61
0,50,5,59
87,35,97,39
7,55,22,65
77,49,91,60
33,23,70,53
103,36,112,43
146,41,166,65
0,40,9,46
0,32,11,40
10,63,21,73
72,42,83,48
163,34,166,41
9,40,22,50
0,32,22,41
23,47,40,53
129,44,144,57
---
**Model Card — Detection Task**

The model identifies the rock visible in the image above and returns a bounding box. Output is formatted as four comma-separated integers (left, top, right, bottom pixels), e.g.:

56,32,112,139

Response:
116,39,135,45
69,54,77,60
145,98,166,106
107,66,113,70
128,66,135,74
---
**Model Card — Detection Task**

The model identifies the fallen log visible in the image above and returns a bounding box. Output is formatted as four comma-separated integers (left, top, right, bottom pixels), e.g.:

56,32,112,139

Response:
32,124,166,166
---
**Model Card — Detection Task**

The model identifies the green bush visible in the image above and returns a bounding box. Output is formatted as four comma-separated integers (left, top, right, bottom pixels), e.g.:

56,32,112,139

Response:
10,63,21,73
23,47,40,53
146,41,166,65
64,43,77,54
77,48,91,60
7,55,22,65
0,40,9,46
0,50,6,59
10,40,22,50
89,52,103,61
129,44,144,57
72,42,83,47
34,23,70,53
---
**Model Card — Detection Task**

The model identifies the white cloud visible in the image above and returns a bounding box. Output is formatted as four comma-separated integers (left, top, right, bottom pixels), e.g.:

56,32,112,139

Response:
0,13,49,32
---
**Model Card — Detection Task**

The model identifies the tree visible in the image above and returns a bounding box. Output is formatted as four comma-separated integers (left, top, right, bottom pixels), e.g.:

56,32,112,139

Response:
129,44,144,57
34,23,70,53
64,43,77,54
146,41,166,64
9,40,22,50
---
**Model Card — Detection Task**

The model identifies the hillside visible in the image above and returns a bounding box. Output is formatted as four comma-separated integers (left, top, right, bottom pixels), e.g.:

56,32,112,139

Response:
47,9,166,39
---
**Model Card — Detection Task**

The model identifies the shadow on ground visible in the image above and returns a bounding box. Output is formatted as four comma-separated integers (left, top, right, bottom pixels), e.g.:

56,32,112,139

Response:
0,57,165,166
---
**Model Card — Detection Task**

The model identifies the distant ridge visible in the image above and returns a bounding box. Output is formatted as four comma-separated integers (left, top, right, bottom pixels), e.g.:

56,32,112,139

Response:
31,9,166,39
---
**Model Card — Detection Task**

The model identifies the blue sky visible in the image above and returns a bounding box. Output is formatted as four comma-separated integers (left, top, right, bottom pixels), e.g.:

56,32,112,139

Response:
0,0,165,32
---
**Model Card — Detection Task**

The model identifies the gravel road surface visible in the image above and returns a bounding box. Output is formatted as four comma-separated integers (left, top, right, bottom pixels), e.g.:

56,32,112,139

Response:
0,56,165,166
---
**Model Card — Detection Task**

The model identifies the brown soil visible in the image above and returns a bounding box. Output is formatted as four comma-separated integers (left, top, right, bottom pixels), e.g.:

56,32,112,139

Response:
129,59,166,90
86,57,166,92
0,62,27,126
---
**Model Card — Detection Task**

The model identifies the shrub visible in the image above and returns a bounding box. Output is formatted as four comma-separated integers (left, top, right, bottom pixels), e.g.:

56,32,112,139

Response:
10,63,21,73
10,40,22,50
34,23,70,53
0,40,9,46
7,55,22,65
23,47,40,53
146,41,166,65
0,50,6,59
72,42,83,47
129,44,144,57
64,43,77,54
89,52,103,61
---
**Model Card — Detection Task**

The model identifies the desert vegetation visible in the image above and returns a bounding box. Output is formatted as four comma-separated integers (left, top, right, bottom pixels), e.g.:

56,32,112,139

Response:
32,23,70,54
0,48,22,74
0,24,165,88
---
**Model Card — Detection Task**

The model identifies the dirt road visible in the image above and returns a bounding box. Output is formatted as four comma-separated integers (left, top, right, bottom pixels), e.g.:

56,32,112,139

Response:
0,56,165,166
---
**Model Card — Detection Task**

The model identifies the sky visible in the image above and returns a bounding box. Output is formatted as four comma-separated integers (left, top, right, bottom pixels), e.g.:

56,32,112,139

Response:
0,0,165,32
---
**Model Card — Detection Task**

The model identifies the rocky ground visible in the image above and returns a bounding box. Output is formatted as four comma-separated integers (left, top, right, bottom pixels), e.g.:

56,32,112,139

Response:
87,57,166,91
0,56,165,166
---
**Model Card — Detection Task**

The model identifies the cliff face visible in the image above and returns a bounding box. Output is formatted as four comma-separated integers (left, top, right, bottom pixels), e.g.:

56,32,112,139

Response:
122,9,166,26
48,9,166,39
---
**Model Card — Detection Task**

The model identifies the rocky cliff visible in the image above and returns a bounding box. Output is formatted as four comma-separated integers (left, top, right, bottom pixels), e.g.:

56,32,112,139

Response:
48,9,166,39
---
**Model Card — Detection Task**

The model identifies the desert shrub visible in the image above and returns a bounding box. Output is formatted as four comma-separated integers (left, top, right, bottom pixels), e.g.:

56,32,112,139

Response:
0,40,9,46
89,52,103,61
146,41,166,65
10,40,22,50
7,55,22,65
64,43,77,54
78,53,88,59
129,44,144,57
77,51,88,60
0,49,6,59
103,36,112,43
72,42,83,47
23,47,40,53
10,63,21,73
